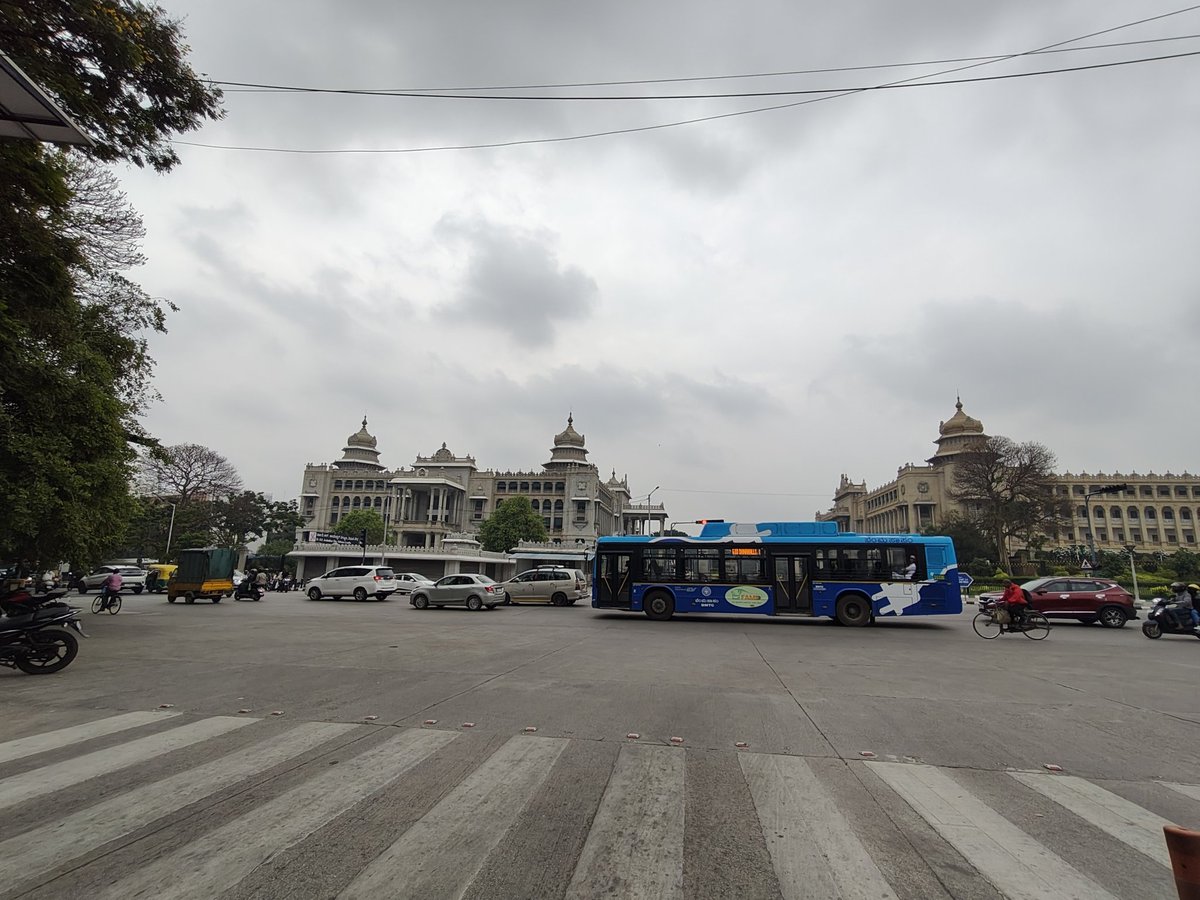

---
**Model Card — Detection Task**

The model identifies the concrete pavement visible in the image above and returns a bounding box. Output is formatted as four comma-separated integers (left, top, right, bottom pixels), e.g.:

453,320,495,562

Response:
0,589,1197,898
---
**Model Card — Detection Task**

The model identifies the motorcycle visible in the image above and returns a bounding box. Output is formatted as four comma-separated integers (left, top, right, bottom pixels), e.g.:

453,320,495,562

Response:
234,581,266,601
1141,598,1200,639
0,585,71,617
0,603,86,674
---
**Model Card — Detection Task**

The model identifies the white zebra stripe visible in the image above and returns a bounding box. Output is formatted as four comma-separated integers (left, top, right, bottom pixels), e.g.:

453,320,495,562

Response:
1164,782,1200,803
0,720,358,892
741,753,897,900
1011,772,1173,868
96,726,460,900
563,742,686,900
0,710,181,765
338,734,568,899
870,762,1118,900
0,716,254,811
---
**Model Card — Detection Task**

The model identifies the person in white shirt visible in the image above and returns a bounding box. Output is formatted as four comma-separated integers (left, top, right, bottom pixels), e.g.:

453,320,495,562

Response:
903,557,917,580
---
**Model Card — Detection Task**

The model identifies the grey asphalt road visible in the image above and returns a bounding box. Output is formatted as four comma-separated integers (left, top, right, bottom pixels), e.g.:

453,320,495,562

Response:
1,590,1197,899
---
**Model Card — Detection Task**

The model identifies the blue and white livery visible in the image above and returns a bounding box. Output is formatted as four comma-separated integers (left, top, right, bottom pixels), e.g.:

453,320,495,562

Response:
592,521,961,625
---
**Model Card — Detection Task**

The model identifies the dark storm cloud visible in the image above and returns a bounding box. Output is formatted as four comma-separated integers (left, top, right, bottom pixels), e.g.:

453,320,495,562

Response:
433,215,598,337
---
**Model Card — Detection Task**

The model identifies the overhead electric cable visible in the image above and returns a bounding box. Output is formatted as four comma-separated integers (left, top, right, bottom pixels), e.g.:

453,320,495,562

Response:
211,32,1200,95
172,50,1200,154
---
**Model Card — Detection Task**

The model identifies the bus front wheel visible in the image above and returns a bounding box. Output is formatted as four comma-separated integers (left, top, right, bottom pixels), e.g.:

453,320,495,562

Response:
644,591,675,622
836,594,872,627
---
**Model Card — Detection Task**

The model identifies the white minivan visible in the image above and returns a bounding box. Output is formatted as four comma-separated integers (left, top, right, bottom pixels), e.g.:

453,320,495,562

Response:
306,566,398,601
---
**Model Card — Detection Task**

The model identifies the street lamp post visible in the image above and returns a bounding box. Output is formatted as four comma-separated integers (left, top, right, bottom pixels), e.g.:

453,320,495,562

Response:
1084,484,1127,570
1125,543,1140,605
163,502,177,559
646,486,660,536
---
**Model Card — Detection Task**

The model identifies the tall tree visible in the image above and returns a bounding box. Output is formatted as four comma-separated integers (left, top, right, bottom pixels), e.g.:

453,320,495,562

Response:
951,437,1066,572
478,495,548,553
334,509,386,545
922,514,996,572
213,493,305,549
140,444,242,505
0,2,222,571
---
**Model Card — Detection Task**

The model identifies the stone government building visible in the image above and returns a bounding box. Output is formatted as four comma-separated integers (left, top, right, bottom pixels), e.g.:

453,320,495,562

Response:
816,399,1200,555
290,416,667,581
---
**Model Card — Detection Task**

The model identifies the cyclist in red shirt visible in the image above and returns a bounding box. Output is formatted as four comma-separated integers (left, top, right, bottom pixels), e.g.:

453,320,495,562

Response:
1000,581,1027,628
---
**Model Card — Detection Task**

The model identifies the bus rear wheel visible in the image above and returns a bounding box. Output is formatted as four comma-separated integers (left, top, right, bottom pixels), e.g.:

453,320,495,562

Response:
836,594,872,627
644,591,675,621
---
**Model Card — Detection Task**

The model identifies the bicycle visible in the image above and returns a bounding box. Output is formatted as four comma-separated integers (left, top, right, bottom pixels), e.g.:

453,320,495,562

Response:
91,592,121,615
972,599,1049,640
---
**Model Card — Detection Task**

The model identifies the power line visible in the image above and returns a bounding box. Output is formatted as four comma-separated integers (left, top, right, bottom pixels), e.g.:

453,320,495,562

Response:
172,50,1200,155
203,50,1199,102
212,33,1200,96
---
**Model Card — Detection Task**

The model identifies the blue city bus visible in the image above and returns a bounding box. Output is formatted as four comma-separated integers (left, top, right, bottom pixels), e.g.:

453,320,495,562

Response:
591,521,961,625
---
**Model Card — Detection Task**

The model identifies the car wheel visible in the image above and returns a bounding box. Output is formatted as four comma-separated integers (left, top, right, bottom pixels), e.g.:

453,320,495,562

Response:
133,585,143,594
375,593,387,601
486,604,497,610
77,584,88,594
167,596,176,603
413,595,429,610
836,594,872,627
1098,606,1128,628
307,588,322,601
184,592,195,605
466,596,483,611
551,592,567,607
353,587,368,602
643,590,674,621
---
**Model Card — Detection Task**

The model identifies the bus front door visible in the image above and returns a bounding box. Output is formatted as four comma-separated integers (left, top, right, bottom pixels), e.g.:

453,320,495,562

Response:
771,554,813,614
596,552,633,609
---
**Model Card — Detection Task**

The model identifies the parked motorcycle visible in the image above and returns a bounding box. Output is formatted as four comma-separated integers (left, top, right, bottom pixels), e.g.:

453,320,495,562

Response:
1141,598,1200,639
0,586,70,617
0,603,86,674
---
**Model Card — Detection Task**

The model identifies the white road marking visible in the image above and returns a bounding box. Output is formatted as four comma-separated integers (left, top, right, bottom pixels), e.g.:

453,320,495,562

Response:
741,753,897,900
870,762,1118,900
0,721,358,891
338,734,569,899
1011,772,1173,868
564,742,686,900
0,710,181,765
97,726,460,900
0,715,254,810
1164,782,1200,803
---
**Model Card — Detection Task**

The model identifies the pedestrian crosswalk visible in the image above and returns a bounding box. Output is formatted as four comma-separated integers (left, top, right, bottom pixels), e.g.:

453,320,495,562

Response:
0,709,1194,899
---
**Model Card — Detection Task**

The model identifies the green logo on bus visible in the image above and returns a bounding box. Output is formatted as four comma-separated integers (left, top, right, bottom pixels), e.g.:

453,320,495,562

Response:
726,586,768,608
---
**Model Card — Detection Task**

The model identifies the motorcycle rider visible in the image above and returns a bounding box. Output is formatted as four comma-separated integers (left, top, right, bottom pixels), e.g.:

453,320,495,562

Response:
1166,582,1198,631
99,569,122,611
1187,583,1200,631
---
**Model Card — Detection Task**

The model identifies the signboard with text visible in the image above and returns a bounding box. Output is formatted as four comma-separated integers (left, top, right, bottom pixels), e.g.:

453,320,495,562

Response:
305,531,363,547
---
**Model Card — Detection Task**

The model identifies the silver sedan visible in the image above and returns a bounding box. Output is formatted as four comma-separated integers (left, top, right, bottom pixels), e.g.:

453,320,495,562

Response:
409,574,504,611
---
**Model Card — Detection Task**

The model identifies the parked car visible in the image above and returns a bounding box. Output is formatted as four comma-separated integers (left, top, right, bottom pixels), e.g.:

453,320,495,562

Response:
77,565,147,594
978,577,1137,628
306,566,398,601
409,574,504,611
391,572,435,596
502,567,587,606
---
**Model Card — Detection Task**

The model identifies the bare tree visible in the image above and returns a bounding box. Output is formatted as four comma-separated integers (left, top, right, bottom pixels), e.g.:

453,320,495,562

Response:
951,436,1066,573
140,444,242,505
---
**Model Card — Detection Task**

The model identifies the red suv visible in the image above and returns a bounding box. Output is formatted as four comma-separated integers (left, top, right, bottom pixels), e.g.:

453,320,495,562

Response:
980,577,1137,628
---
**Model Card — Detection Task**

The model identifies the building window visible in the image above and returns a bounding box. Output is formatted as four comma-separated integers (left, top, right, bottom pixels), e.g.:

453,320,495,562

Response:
1097,530,1107,541
473,499,484,512
1163,508,1175,521
1072,485,1084,495
1158,486,1171,497
1167,531,1178,543
1141,486,1153,497
332,497,340,507
1182,509,1193,521
1177,486,1189,497
1115,529,1125,541
1145,507,1157,520
352,497,361,508
333,480,343,490
530,499,539,510
1110,506,1121,519
1186,532,1196,544
354,480,364,490
1131,529,1142,541
1149,530,1159,542
1128,507,1139,520
1094,507,1105,519
497,482,506,492
330,513,338,524
508,481,517,491
555,481,565,491
553,517,563,529
374,497,382,507
1076,506,1087,518
532,481,541,492
543,517,551,528
554,499,563,511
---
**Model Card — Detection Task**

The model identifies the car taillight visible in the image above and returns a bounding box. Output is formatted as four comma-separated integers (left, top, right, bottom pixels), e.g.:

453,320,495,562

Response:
374,575,381,581
485,585,495,593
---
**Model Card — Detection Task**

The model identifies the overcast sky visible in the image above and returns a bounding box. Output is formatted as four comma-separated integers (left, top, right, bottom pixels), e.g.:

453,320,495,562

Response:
117,1,1200,525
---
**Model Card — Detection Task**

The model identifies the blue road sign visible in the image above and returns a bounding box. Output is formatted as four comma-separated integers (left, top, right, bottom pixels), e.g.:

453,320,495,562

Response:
957,572,974,589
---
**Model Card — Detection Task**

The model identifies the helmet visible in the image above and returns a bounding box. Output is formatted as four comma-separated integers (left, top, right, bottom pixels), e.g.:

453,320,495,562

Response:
1189,584,1200,592
1170,582,1185,592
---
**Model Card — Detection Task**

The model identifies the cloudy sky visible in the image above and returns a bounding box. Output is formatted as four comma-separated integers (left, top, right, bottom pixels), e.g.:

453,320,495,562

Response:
117,1,1200,525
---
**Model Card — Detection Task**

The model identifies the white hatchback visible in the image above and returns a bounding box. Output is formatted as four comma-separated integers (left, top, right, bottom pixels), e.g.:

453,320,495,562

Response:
306,566,398,601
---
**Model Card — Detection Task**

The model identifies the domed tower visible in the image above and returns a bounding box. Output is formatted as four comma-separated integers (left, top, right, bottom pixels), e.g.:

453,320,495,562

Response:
336,417,385,471
544,414,595,471
927,397,988,466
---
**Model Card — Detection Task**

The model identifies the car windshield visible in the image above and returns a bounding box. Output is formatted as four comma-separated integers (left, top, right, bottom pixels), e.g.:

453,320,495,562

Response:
377,568,394,578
